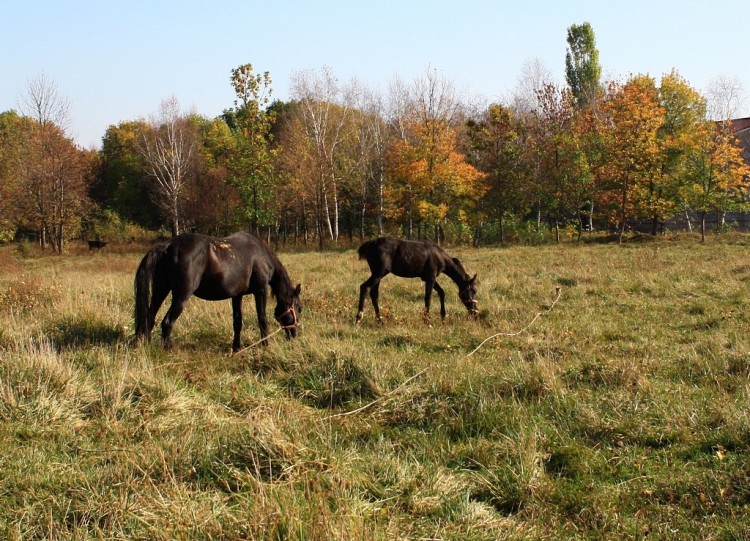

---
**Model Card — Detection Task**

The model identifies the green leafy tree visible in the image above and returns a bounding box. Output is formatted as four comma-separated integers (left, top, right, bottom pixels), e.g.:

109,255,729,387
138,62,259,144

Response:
565,22,602,110
186,116,242,234
467,103,530,244
0,111,26,240
225,64,277,235
97,120,160,229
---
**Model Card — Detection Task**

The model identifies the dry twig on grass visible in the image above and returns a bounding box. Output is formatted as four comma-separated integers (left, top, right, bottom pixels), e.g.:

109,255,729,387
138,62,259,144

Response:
467,287,563,357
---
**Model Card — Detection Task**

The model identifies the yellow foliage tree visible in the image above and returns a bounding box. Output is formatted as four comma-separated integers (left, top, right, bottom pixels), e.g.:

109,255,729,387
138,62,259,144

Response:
679,122,750,241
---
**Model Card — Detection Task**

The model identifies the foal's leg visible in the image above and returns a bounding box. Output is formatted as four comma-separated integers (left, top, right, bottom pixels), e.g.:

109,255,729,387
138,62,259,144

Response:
433,281,447,321
231,296,244,352
253,288,269,345
370,282,383,324
356,275,382,324
423,279,435,323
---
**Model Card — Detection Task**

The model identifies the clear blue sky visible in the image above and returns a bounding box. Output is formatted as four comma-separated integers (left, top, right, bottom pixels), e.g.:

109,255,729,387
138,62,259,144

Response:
3,0,748,148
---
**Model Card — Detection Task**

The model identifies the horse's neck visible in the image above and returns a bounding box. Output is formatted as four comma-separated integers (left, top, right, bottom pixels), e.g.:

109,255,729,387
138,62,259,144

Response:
270,263,293,300
442,259,466,285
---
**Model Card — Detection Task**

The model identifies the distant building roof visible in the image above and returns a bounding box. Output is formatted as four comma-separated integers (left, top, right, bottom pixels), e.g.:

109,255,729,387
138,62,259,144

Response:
729,117,750,133
729,117,750,165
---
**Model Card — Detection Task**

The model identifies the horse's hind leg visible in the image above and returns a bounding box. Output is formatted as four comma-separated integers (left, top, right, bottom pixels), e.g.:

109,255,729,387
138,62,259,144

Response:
161,292,190,349
146,283,170,341
356,275,381,324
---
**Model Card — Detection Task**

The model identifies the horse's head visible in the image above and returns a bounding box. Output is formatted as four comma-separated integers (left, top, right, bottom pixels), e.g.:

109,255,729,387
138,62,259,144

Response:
458,274,478,316
275,284,303,338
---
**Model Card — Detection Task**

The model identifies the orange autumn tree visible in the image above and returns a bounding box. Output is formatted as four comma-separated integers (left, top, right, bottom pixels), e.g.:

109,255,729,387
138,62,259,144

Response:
384,117,486,242
599,75,664,243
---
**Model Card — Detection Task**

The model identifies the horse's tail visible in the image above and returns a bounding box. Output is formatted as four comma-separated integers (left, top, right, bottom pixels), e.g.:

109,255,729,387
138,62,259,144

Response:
134,243,167,341
357,239,378,260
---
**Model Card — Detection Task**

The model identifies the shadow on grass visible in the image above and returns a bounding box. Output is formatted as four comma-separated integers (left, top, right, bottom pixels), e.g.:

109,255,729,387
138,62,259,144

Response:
282,352,379,410
50,317,126,348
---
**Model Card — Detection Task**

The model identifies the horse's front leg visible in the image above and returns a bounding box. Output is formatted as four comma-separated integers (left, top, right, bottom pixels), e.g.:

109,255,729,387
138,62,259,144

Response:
253,288,269,345
231,296,243,352
433,281,446,321
423,279,435,324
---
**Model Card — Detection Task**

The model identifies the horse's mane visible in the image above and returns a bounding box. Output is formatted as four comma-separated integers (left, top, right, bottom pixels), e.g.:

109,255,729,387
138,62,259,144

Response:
267,248,295,300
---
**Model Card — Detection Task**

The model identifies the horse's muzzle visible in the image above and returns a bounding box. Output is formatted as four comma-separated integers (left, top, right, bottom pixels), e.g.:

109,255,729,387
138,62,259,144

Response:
276,304,302,338
285,326,300,339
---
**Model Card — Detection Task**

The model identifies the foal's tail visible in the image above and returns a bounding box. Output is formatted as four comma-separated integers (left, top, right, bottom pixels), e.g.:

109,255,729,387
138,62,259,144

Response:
134,243,167,342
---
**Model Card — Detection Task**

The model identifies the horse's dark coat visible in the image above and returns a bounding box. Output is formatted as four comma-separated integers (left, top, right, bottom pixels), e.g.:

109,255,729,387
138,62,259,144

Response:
355,237,478,324
134,231,301,351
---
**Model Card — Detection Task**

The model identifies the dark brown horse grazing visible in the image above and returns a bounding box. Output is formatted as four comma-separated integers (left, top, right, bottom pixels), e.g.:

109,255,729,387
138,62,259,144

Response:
88,240,108,250
356,237,478,324
135,232,302,351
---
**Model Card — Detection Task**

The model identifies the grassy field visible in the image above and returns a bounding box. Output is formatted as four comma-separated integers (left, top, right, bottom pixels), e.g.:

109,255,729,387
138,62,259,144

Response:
1,235,749,540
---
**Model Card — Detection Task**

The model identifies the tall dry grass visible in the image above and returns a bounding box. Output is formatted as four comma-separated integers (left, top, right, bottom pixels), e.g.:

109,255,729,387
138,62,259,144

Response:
1,235,749,539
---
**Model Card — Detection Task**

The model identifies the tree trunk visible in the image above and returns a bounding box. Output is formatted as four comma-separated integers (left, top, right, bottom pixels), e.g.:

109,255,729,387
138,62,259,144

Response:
323,191,333,241
332,185,339,243
377,171,384,236
618,180,628,244
359,199,366,241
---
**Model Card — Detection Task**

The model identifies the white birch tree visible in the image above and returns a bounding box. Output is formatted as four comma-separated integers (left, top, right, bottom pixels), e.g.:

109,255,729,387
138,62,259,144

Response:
291,66,356,246
139,96,196,237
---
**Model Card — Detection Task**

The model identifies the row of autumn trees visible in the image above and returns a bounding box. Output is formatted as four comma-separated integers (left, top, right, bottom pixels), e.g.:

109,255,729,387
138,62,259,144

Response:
1,24,748,252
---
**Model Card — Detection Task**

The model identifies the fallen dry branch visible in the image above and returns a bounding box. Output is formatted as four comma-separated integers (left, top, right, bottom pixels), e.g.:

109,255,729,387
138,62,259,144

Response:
467,287,563,357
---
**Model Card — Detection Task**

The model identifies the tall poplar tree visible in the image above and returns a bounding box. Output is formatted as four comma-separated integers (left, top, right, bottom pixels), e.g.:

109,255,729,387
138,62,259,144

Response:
565,22,602,110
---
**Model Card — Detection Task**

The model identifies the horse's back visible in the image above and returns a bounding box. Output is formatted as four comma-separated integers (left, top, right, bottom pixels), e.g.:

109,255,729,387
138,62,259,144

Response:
358,237,440,278
168,231,263,262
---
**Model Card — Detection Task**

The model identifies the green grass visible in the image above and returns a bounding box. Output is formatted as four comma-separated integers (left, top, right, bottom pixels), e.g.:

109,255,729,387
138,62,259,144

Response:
1,235,750,539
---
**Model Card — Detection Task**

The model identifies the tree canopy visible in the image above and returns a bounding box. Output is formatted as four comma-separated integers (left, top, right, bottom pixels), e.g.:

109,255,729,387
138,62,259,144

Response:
2,29,748,250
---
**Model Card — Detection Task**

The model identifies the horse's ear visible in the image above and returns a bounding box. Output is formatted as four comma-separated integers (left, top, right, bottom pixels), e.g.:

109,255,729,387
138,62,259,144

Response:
294,284,302,296
470,274,477,284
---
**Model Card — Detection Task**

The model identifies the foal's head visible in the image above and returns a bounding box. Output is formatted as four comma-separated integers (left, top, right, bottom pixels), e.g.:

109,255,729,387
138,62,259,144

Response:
458,274,479,316
275,284,303,338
